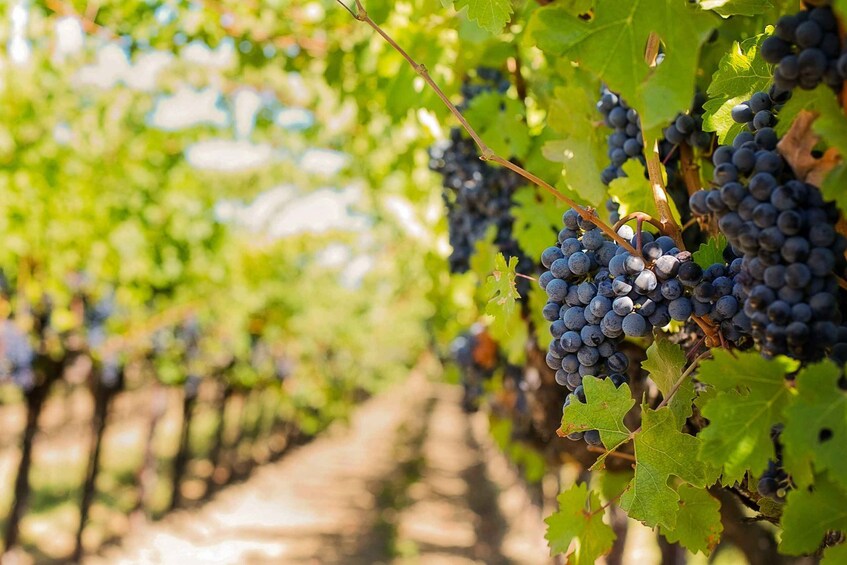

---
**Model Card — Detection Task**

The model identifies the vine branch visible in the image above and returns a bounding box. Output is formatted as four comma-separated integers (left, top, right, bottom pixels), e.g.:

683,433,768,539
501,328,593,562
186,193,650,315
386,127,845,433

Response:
334,0,639,256
642,32,684,250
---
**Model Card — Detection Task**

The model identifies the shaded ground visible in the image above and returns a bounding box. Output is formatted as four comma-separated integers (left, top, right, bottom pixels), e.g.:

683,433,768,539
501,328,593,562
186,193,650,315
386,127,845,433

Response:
87,371,551,564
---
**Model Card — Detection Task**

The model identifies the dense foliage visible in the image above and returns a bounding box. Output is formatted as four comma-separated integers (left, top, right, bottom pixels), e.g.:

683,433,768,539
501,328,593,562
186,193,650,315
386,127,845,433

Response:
4,0,847,562
324,0,847,562
0,1,439,558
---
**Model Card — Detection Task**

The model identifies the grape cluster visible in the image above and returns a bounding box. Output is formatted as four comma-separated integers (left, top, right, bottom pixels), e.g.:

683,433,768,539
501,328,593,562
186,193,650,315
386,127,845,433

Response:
460,67,510,101
429,129,530,275
0,320,35,392
690,105,847,360
763,4,847,92
661,92,713,156
598,87,645,185
540,209,743,444
598,88,712,187
429,69,531,279
729,88,790,134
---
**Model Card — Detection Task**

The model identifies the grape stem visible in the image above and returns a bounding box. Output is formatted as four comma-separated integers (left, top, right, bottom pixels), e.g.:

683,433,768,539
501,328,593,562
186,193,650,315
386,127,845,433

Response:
334,0,639,256
642,32,684,250
838,275,847,292
613,212,664,234
514,272,538,283
591,485,630,517
636,217,643,254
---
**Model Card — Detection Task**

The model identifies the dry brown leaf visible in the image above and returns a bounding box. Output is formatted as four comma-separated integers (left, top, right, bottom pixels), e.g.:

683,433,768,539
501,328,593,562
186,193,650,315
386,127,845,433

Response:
776,109,842,186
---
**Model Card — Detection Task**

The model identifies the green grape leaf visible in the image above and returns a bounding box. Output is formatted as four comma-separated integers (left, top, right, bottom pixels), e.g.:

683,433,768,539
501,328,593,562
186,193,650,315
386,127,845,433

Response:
608,160,682,225
524,127,570,185
511,185,563,260
543,84,609,207
480,252,527,364
658,485,723,556
699,0,773,17
561,376,635,450
822,542,847,565
528,0,715,132
782,361,847,490
780,474,847,555
620,406,715,529
464,92,530,159
597,470,635,503
471,226,500,288
642,335,692,427
453,0,513,34
696,350,797,483
703,31,773,144
643,335,687,396
483,253,520,317
545,482,616,563
692,235,727,269
823,165,847,216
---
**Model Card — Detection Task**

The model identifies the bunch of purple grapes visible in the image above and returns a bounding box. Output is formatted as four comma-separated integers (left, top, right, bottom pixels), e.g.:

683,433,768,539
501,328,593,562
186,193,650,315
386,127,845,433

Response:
428,68,532,282
539,209,741,445
690,90,847,361
763,3,847,92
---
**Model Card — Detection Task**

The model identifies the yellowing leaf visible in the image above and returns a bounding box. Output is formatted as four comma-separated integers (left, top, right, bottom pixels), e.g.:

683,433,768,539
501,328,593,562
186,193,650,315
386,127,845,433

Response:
511,186,563,260
543,83,610,207
544,482,616,563
561,376,635,450
481,252,527,364
702,31,773,144
692,235,727,270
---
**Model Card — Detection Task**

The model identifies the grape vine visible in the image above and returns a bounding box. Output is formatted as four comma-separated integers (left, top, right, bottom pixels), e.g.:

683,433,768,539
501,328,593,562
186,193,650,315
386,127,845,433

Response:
337,0,847,561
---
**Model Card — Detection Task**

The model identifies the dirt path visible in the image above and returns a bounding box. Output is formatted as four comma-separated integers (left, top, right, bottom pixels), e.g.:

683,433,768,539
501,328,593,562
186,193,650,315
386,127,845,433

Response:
87,371,551,565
